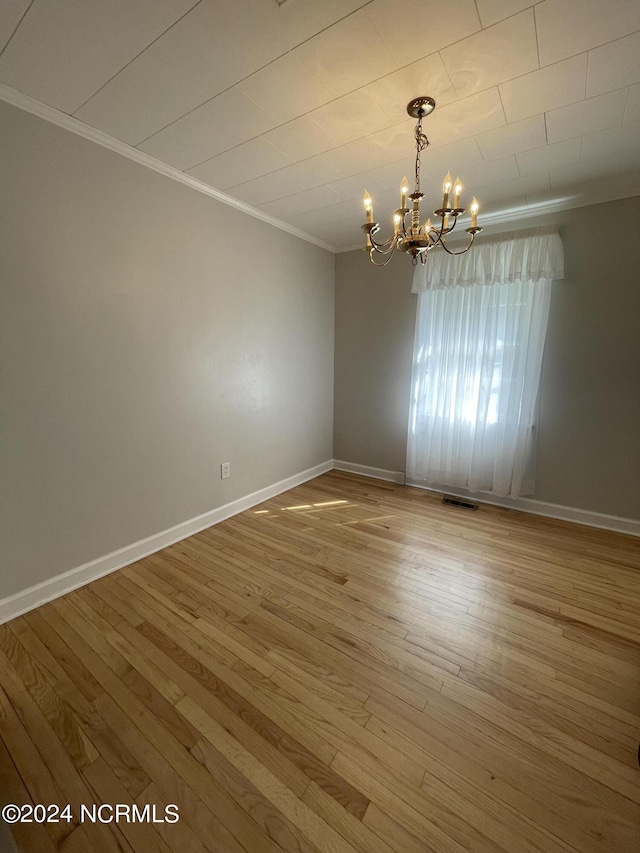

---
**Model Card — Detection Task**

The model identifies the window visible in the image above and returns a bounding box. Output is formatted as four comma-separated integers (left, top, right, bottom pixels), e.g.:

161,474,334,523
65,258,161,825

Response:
406,227,563,499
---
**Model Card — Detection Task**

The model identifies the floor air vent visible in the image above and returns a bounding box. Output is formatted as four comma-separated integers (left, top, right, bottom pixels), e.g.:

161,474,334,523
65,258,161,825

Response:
442,495,479,511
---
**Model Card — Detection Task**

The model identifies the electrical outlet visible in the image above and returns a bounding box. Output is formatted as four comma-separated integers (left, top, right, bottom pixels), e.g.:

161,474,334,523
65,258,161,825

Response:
221,462,231,479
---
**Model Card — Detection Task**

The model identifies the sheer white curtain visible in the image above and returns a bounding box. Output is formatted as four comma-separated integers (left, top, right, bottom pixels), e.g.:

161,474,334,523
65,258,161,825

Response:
407,226,564,499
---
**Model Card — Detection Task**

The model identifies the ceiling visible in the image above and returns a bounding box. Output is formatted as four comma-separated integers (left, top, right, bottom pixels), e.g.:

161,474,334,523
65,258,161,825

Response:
1,0,639,251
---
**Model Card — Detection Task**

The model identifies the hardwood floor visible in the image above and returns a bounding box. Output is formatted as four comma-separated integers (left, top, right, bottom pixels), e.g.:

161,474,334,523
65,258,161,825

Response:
1,470,639,852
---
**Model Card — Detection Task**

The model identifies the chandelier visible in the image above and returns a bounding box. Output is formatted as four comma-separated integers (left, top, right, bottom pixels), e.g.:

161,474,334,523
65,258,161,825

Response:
362,96,482,266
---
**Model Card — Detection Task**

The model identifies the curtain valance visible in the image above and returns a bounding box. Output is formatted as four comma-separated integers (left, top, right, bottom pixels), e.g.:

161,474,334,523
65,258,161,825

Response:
412,225,564,292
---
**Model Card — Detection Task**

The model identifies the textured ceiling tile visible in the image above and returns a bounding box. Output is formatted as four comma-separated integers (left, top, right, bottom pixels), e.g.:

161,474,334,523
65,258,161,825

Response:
442,11,539,99
259,194,320,221
581,120,640,161
283,184,344,213
205,0,368,69
147,1,260,97
499,54,587,123
293,7,397,98
152,0,364,97
586,31,640,98
0,0,31,53
360,53,457,127
545,89,629,143
475,0,535,28
74,53,208,145
366,159,417,193
475,115,547,160
328,170,391,201
329,158,419,206
456,155,520,189
187,138,293,189
278,156,345,191
74,92,171,147
624,83,640,124
283,205,345,231
417,138,485,178
138,88,278,171
258,185,343,221
321,138,394,176
550,147,640,191
535,0,640,67
227,171,303,206
238,53,333,125
311,90,396,146
516,138,582,175
475,171,550,203
365,0,481,67
368,122,415,166
0,0,197,112
263,115,340,161
426,88,506,146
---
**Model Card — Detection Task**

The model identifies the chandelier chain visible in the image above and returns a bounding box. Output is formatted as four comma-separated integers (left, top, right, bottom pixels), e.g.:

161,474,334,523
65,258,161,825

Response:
413,115,429,194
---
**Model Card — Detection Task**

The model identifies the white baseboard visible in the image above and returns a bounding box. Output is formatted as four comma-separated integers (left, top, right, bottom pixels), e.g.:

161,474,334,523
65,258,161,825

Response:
332,461,639,536
405,479,640,536
333,459,406,485
0,460,333,625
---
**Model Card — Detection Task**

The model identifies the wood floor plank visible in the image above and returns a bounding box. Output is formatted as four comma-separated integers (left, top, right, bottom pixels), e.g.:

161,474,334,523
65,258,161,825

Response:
189,738,325,853
0,734,58,853
82,758,173,853
365,689,640,850
0,675,127,853
0,626,99,772
1,471,638,852
133,617,368,809
8,614,152,798
94,693,245,853
179,696,359,853
135,782,210,853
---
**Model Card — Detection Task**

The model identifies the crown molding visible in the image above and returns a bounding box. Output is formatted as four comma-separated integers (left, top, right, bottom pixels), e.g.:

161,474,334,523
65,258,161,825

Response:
0,83,337,254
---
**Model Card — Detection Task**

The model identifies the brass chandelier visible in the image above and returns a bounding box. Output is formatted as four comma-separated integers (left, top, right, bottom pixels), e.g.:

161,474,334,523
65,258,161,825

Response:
362,96,482,266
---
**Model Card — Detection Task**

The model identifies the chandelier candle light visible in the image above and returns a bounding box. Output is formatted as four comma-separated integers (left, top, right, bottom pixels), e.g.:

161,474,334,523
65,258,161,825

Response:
362,97,482,266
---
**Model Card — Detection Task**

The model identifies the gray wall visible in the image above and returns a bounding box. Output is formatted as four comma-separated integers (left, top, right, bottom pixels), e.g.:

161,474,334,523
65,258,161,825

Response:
0,100,334,601
334,196,640,520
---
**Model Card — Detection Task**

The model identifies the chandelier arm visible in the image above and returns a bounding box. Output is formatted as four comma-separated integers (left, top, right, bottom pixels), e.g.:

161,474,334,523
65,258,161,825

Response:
371,235,397,249
370,239,398,255
439,232,477,256
368,246,397,266
426,229,444,248
442,214,458,236
370,231,399,252
431,218,455,247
